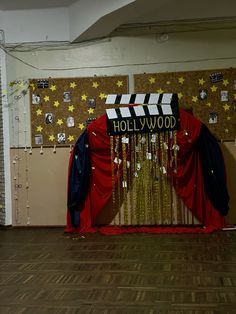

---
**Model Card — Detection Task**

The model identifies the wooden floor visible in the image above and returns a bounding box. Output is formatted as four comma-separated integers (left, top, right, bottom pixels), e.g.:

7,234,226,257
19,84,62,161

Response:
0,228,236,313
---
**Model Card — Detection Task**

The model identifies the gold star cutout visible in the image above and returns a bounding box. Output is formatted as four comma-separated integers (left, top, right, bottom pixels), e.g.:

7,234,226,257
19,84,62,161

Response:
36,109,42,116
92,81,99,88
44,95,50,102
88,108,94,114
68,105,75,112
227,116,231,121
198,78,205,85
116,80,123,87
157,88,164,94
78,123,85,130
30,83,35,91
56,119,64,126
99,93,107,100
223,79,229,86
223,104,230,111
148,77,156,84
49,135,55,141
53,100,60,108
178,77,185,84
70,82,77,89
206,102,211,107
178,92,183,99
36,125,43,132
81,94,88,101
225,128,229,133
68,135,74,142
210,85,218,92
50,85,57,91
192,96,198,103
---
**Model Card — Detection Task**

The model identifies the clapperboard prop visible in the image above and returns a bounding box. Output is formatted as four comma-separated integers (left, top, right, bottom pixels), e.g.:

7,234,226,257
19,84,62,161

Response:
105,93,179,135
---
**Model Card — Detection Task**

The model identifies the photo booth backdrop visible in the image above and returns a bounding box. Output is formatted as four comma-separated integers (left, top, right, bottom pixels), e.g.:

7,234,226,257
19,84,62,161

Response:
134,68,236,141
10,73,236,226
29,76,128,147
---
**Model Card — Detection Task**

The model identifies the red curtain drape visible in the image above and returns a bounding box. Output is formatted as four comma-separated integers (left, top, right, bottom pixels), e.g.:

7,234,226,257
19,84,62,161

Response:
65,109,224,234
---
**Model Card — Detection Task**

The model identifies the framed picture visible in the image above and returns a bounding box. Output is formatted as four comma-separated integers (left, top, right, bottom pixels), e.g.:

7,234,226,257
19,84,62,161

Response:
199,89,208,100
67,117,75,128
209,112,218,124
57,133,65,144
35,134,43,145
37,79,49,88
220,91,228,102
32,94,41,104
88,98,96,108
45,113,54,124
63,92,71,102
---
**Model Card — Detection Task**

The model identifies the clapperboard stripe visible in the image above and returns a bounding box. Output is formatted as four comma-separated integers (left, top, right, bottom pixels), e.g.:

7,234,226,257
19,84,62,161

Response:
106,104,171,119
105,93,173,105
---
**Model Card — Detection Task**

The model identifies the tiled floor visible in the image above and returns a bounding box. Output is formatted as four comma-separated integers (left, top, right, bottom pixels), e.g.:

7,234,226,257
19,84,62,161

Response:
0,227,236,313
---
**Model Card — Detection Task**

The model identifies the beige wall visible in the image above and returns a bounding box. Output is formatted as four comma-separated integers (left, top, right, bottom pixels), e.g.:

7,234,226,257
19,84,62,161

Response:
11,147,70,226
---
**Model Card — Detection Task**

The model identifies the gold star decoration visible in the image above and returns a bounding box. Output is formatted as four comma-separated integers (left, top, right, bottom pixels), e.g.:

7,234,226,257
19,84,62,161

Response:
50,85,57,91
227,116,231,120
225,128,229,133
223,79,229,86
81,94,88,101
99,92,107,100
36,109,42,116
223,104,230,111
88,108,94,114
68,105,75,112
30,83,35,91
148,77,156,84
68,135,74,142
78,123,85,130
36,125,43,132
157,88,164,94
210,85,217,92
178,92,183,99
56,119,64,126
116,80,123,87
92,81,99,88
166,81,171,85
192,96,198,103
198,78,205,85
206,102,211,107
53,100,60,108
70,82,77,89
49,135,55,141
44,95,50,102
178,77,185,84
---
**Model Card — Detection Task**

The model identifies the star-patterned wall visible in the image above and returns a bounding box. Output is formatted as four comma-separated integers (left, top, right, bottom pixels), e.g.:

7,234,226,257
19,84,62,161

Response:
134,68,236,141
30,76,128,146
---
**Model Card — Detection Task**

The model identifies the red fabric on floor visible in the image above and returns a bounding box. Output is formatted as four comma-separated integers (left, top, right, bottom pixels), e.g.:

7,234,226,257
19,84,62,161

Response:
65,110,224,234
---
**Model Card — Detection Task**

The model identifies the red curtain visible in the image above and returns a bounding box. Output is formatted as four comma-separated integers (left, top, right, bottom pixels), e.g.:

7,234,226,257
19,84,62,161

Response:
65,110,224,234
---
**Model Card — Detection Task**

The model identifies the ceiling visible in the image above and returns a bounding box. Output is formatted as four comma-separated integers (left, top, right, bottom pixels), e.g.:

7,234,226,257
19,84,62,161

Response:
1,0,236,43
0,0,77,10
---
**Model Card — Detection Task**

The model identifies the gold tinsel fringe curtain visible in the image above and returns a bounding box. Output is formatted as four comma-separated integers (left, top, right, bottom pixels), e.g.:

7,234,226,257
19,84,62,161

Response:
109,131,199,226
